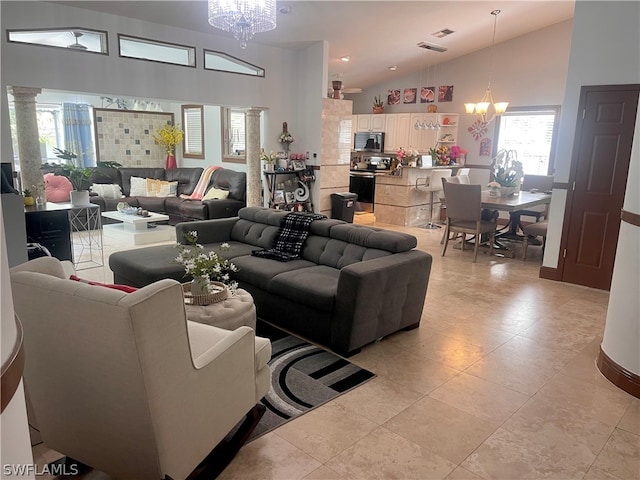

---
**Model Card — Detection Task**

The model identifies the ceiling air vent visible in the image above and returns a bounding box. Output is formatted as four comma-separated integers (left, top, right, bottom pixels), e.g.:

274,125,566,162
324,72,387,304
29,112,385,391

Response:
432,28,455,38
417,42,447,53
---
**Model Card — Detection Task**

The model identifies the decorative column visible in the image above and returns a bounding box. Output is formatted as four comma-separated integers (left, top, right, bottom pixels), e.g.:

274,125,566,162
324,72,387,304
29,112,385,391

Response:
245,108,262,207
8,87,43,196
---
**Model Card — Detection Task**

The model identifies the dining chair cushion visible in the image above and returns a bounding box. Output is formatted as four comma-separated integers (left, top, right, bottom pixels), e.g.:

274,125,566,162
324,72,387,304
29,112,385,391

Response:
523,220,548,237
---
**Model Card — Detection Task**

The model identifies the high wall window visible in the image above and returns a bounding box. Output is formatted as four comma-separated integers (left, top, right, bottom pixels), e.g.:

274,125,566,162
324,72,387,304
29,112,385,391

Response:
494,106,560,175
182,105,204,159
118,34,196,67
222,108,246,163
204,50,265,77
7,28,108,54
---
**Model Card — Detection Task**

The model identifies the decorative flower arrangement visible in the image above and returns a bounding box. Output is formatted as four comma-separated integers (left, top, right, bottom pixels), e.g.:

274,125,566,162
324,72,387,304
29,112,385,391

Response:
396,147,420,165
175,231,238,293
449,145,467,164
491,149,523,187
260,149,277,164
279,131,294,144
429,145,452,166
152,124,184,155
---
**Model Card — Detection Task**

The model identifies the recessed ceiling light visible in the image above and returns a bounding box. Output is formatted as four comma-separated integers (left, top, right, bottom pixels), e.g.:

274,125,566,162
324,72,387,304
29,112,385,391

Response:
278,6,291,14
388,66,397,71
340,55,350,62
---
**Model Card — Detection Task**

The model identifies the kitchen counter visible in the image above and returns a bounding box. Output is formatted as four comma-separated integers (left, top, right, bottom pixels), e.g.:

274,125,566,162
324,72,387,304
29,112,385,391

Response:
374,165,463,227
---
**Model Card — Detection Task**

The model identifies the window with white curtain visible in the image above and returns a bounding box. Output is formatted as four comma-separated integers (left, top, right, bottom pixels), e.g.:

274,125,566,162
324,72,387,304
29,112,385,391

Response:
182,105,204,159
222,108,246,163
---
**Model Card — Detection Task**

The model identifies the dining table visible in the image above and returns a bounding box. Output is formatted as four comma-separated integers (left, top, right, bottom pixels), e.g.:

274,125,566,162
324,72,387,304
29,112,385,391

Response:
480,190,552,257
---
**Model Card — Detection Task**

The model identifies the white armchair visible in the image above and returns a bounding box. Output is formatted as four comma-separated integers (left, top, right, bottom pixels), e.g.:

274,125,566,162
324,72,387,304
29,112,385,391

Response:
10,257,271,480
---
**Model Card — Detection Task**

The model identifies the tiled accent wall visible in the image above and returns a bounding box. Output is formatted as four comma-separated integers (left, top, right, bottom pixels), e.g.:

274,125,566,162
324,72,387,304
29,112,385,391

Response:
319,98,353,217
94,108,174,167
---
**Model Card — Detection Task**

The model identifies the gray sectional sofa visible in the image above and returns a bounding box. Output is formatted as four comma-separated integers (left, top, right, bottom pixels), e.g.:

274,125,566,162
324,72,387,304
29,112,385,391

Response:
109,207,432,355
89,166,246,225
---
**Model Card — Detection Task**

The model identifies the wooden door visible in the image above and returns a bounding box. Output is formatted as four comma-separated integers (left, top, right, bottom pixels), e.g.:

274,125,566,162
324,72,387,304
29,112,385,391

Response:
561,85,639,290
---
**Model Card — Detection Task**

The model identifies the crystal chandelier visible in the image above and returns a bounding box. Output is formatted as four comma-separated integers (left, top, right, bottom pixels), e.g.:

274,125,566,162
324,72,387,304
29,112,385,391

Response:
464,10,508,124
207,0,277,49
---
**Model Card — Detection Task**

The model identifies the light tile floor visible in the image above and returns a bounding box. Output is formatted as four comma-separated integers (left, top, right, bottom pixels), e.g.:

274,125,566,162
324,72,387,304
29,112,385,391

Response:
32,217,639,480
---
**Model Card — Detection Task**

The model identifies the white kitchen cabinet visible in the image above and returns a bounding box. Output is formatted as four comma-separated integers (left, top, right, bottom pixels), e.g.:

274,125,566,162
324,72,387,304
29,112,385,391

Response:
354,114,386,132
384,113,411,152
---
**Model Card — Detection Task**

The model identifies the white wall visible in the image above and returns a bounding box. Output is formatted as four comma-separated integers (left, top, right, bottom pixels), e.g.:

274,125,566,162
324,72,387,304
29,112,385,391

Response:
545,0,640,269
349,19,573,170
562,1,640,378
0,1,326,172
1,205,35,477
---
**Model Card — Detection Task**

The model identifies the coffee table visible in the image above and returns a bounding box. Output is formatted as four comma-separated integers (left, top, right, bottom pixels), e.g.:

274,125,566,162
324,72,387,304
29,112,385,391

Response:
184,288,256,331
101,210,173,245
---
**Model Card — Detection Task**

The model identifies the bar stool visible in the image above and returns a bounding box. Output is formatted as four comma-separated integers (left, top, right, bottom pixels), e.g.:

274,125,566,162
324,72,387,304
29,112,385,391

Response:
456,168,471,184
416,169,452,229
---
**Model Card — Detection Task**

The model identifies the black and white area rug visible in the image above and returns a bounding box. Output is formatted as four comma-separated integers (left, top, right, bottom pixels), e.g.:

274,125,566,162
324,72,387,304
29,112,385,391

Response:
250,323,375,440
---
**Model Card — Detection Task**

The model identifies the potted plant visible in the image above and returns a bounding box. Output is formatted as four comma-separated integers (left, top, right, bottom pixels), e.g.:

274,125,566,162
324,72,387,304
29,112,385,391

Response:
260,149,277,172
23,189,34,206
373,95,384,114
152,124,184,169
490,149,524,196
43,148,93,206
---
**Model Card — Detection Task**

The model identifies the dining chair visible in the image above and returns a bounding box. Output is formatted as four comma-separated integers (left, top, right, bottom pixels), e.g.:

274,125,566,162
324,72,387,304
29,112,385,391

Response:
519,174,554,222
415,169,452,229
456,167,471,184
441,181,496,262
522,220,548,261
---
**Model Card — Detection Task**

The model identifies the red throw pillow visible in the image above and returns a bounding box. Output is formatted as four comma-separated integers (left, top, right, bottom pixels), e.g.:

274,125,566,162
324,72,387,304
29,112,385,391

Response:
69,275,138,293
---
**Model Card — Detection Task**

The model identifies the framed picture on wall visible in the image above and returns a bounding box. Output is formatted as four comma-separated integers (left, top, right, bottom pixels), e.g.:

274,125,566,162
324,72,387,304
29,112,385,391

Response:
438,85,454,102
420,87,435,103
387,89,400,105
403,88,417,104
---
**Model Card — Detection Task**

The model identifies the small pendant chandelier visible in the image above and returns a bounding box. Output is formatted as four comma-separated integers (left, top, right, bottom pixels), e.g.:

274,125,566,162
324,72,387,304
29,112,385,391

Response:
464,10,509,124
208,0,277,49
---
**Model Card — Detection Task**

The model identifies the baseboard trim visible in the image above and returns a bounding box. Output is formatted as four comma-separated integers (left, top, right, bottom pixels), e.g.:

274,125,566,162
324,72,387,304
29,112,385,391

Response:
539,266,560,280
597,347,640,399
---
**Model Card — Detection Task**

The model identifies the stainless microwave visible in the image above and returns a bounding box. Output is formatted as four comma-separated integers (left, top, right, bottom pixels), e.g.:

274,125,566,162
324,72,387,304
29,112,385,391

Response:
354,132,385,152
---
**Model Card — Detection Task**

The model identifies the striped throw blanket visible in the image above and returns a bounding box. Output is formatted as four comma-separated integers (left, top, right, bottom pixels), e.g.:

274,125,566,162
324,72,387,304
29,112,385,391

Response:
252,212,326,262
180,166,221,200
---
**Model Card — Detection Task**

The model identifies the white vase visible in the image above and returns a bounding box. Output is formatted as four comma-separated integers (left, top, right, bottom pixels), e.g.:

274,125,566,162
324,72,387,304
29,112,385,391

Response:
191,276,210,296
499,186,517,197
263,162,274,172
70,190,90,206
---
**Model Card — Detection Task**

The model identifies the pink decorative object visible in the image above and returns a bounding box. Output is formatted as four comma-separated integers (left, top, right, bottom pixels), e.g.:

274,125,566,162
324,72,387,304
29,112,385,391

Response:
44,173,72,202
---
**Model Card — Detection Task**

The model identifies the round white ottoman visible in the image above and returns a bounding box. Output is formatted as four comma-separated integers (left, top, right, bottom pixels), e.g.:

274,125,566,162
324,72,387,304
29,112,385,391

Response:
184,288,256,330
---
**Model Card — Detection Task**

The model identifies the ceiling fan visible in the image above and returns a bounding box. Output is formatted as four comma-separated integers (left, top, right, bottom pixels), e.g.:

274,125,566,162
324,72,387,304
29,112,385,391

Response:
67,31,88,50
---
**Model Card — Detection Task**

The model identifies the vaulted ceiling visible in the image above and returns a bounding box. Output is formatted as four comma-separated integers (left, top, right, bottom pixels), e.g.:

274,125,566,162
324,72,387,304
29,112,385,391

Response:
53,1,575,91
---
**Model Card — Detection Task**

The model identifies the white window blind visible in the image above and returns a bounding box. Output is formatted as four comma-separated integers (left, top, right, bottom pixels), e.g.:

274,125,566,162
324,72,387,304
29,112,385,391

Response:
182,105,203,158
495,107,559,176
